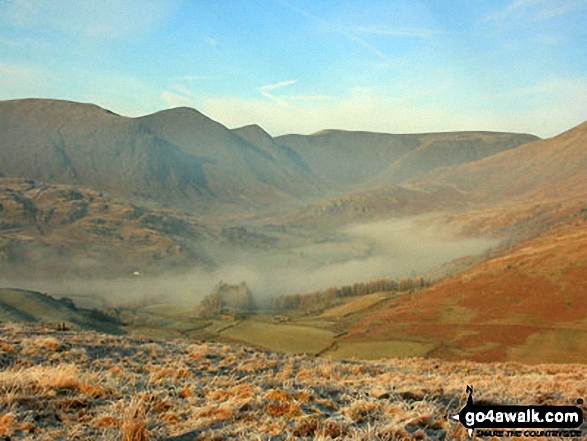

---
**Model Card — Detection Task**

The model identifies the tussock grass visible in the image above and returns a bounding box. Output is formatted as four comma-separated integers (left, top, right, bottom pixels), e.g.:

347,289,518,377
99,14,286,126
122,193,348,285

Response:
120,397,149,441
0,323,584,440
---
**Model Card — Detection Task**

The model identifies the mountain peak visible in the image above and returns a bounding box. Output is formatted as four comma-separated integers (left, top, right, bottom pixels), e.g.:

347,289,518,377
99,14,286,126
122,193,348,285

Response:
311,129,344,136
141,106,208,121
232,124,273,142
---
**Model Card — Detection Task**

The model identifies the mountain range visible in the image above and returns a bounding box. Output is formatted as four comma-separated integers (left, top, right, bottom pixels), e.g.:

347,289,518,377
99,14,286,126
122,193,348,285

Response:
0,98,537,214
2,97,587,362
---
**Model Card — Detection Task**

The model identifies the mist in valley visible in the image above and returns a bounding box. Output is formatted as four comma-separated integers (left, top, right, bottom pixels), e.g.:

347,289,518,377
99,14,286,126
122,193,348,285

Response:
1,216,496,311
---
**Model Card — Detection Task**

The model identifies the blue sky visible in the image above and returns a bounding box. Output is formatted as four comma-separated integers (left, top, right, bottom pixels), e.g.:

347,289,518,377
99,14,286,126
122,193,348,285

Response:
0,0,586,137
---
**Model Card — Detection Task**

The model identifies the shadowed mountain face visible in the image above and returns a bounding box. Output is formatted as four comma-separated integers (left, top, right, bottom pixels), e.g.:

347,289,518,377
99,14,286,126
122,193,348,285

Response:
293,120,586,226
0,99,538,215
0,100,221,206
276,129,538,191
0,99,312,212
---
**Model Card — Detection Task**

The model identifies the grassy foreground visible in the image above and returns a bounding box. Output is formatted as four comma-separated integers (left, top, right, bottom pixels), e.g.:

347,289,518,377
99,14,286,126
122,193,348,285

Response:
0,323,585,440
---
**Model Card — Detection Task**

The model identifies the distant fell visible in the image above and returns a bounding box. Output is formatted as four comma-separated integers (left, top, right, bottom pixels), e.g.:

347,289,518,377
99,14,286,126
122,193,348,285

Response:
291,120,585,225
414,120,587,204
277,129,538,191
0,98,540,215
0,99,216,207
0,100,309,212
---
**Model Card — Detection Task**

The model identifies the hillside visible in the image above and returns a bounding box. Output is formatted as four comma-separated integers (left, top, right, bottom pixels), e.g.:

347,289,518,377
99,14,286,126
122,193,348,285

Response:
377,131,539,186
0,322,584,440
0,99,538,215
343,217,587,363
277,129,537,191
0,288,122,333
137,109,315,205
418,121,587,204
0,177,214,279
269,120,587,364
0,99,311,213
286,120,586,227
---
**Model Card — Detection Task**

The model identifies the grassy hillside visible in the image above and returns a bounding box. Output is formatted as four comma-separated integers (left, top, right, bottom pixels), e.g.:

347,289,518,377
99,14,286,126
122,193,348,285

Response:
0,289,122,334
417,121,587,204
344,219,587,363
0,323,584,440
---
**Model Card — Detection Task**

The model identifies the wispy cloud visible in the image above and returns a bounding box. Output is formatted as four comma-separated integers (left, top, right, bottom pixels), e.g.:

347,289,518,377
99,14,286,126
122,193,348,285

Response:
162,82,200,109
205,37,218,47
258,79,297,102
352,25,442,39
259,79,298,91
1,0,179,40
487,0,586,22
174,75,214,82
277,0,393,63
169,84,195,97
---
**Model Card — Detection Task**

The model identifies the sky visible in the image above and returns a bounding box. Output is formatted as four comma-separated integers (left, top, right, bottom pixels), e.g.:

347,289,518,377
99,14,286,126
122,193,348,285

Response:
0,0,586,138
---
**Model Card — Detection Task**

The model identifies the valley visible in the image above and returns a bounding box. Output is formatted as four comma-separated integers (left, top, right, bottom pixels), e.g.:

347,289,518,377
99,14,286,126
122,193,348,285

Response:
2,3,585,438
1,98,586,367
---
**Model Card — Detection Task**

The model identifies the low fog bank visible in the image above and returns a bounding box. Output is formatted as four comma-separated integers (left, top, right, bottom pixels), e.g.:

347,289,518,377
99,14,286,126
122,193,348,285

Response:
1,216,497,310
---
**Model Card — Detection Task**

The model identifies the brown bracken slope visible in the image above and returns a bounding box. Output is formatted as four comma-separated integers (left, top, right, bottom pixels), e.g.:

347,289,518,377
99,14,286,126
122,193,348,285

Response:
344,121,587,364
345,218,587,363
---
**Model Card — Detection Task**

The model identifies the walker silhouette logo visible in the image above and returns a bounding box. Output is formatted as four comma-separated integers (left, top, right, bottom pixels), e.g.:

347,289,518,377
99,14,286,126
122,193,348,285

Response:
451,386,583,438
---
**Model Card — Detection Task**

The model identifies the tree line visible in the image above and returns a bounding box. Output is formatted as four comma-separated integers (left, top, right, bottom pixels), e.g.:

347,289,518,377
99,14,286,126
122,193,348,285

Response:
272,276,430,314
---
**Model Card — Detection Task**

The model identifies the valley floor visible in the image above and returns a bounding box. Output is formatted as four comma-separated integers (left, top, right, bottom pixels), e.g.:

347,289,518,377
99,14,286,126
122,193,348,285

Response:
0,323,585,440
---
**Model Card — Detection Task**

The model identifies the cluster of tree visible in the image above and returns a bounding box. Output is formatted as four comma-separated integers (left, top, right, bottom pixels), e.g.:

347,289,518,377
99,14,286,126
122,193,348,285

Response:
196,281,256,318
272,276,429,314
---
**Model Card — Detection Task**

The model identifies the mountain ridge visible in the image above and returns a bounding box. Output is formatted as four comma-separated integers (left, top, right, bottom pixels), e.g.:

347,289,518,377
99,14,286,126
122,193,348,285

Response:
0,98,540,215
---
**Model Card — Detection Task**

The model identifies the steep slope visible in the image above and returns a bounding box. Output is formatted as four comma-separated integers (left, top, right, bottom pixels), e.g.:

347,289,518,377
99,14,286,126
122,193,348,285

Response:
232,124,311,176
138,109,313,204
344,218,587,364
0,99,309,212
277,130,537,191
0,99,215,207
0,177,213,279
289,121,586,226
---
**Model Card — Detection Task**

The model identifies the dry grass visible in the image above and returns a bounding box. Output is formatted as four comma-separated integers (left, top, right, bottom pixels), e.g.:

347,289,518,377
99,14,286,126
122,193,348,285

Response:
0,322,584,440
121,397,149,441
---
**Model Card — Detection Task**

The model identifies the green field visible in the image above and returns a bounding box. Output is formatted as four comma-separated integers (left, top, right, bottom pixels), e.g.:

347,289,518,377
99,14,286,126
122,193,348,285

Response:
320,292,391,319
220,320,335,354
